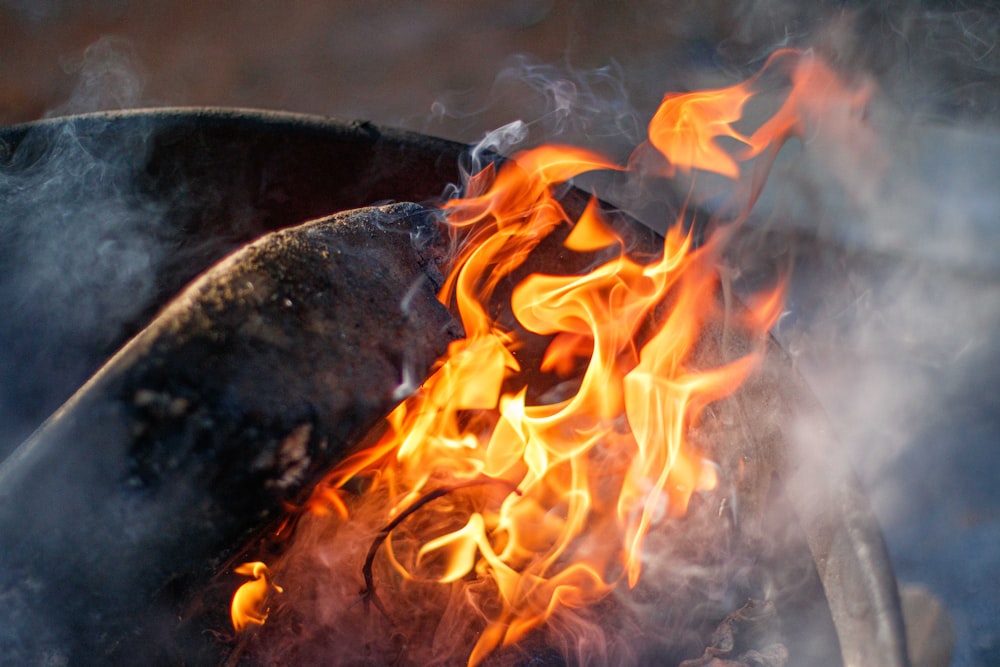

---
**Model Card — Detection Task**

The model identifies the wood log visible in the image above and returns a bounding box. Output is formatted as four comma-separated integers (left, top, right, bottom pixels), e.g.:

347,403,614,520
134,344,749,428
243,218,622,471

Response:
0,202,461,664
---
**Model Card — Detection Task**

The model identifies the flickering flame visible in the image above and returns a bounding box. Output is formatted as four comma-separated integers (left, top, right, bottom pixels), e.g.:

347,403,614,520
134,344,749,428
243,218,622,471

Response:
646,49,874,208
231,561,283,632
232,50,866,665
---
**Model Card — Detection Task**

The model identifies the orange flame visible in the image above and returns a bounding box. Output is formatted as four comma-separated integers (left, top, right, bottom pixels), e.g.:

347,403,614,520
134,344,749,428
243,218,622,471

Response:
231,561,283,632
235,50,867,665
646,49,874,208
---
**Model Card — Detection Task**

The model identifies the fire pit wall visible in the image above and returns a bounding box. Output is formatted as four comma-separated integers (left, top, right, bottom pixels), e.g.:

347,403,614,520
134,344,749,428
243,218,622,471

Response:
0,110,907,666
0,109,468,462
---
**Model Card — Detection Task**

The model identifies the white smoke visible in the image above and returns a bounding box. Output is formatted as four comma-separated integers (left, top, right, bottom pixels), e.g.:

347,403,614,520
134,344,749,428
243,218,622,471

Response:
429,54,641,160
4,3,996,663
707,8,1000,666
757,113,1000,667
0,36,167,457
48,35,147,117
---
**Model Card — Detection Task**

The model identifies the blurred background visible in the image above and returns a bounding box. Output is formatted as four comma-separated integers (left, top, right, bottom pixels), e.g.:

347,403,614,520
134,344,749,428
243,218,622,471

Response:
4,1,1000,137
2,1,998,665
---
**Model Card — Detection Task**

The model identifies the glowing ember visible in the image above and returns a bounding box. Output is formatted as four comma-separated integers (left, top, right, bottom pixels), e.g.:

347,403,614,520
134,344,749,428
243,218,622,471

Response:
231,49,868,666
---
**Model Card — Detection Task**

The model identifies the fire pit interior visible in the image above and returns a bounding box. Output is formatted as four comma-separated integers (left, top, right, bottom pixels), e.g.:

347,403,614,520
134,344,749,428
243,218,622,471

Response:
0,66,909,666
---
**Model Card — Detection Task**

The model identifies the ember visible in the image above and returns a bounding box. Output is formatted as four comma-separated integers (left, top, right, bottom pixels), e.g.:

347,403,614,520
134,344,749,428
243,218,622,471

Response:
231,50,864,665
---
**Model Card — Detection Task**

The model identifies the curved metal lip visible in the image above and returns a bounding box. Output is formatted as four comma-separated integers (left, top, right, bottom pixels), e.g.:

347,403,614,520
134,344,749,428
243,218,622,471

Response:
2,105,464,145
7,106,347,127
0,105,471,455
0,107,908,666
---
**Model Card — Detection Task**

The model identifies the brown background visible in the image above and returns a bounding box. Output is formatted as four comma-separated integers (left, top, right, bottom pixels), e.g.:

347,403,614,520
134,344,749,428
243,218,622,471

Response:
4,1,998,139
1,0,727,134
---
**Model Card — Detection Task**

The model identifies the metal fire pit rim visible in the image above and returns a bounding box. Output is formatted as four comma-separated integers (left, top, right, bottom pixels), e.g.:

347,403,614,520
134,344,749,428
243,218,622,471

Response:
0,105,466,151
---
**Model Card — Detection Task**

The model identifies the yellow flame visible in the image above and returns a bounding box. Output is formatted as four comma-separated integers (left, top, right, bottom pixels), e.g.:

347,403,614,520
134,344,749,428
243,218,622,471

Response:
231,561,283,632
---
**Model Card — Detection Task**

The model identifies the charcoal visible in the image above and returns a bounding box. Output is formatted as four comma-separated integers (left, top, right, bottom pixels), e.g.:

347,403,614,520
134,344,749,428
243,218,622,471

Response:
0,202,461,664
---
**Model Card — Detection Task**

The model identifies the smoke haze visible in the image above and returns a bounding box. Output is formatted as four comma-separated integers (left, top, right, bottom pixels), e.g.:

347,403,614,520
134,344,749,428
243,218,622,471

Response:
2,1,998,664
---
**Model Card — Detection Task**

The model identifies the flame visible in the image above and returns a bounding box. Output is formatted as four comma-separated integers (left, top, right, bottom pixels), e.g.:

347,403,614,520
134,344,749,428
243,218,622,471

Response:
646,49,875,208
231,50,866,665
230,561,283,632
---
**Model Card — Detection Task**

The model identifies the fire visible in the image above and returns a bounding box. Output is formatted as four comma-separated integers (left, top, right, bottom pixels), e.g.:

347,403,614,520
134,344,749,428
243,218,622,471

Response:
231,50,868,665
646,49,875,209
231,561,283,632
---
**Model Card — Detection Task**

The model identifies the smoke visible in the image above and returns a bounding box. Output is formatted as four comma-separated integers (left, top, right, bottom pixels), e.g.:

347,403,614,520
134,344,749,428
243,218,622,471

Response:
753,115,1000,666
0,36,168,457
245,486,504,666
429,54,642,160
472,6,1000,663
48,35,147,117
237,446,786,666
2,3,996,664
702,6,1000,666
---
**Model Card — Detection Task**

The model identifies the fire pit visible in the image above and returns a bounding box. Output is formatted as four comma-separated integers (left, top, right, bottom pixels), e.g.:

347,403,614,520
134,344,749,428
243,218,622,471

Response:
0,98,909,666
